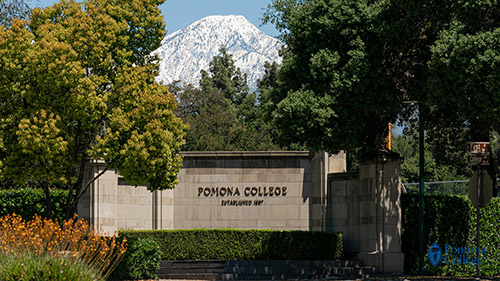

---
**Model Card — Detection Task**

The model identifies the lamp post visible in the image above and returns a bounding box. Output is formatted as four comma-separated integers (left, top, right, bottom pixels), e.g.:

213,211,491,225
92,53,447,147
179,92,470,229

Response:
418,102,425,275
403,101,425,275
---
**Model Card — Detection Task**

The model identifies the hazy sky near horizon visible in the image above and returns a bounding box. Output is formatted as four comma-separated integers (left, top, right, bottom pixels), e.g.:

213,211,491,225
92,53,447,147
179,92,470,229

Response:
31,0,280,37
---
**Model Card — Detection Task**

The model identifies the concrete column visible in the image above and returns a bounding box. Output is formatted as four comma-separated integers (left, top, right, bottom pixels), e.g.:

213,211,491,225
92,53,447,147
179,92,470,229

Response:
310,151,346,231
356,148,404,273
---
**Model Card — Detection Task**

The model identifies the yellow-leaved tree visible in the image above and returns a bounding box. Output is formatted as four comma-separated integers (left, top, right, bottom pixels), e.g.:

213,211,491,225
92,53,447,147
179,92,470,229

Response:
0,0,186,219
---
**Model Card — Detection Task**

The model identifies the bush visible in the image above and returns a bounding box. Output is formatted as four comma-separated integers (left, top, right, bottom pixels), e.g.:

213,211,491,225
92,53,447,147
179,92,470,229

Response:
0,188,67,221
402,194,500,276
119,229,343,261
110,237,162,280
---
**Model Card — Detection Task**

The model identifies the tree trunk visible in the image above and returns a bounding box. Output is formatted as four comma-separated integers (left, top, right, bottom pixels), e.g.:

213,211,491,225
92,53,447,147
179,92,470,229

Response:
65,181,82,220
64,186,75,220
65,161,85,220
65,188,77,220
64,161,109,220
43,182,52,220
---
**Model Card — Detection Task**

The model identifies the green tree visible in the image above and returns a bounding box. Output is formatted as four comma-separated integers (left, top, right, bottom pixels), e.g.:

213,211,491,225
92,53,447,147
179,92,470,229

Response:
263,0,402,156
174,84,239,151
200,47,250,106
392,133,467,183
173,82,279,151
370,0,500,179
256,61,280,127
264,0,500,178
257,61,305,151
377,0,500,183
0,0,186,219
175,48,279,151
424,16,500,175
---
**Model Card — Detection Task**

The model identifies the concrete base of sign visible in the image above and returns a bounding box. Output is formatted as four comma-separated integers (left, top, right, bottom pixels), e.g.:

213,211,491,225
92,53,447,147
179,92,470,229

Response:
329,148,404,273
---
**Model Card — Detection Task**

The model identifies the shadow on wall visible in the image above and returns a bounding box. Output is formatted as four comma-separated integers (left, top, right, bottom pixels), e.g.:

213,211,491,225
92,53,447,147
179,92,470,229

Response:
327,149,405,273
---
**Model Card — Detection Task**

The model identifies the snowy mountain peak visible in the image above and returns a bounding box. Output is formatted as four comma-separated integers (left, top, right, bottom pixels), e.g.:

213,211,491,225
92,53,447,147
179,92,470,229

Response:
153,15,283,90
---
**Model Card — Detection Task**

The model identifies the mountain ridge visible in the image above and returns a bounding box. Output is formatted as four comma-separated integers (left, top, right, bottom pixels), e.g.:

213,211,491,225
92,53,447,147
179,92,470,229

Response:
153,15,283,90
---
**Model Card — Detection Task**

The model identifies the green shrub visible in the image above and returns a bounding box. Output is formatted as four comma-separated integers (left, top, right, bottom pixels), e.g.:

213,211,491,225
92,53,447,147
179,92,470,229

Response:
119,229,343,261
0,188,67,221
0,252,103,281
402,194,500,276
110,237,162,280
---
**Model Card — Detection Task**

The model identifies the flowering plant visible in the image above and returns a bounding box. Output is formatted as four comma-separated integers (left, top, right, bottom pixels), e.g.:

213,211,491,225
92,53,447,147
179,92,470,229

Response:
0,213,127,280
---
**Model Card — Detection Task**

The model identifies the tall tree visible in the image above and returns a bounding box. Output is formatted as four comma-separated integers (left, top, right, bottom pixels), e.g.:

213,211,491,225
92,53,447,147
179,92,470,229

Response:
377,0,500,183
0,0,186,219
174,47,280,151
264,0,500,176
256,61,280,126
263,0,402,155
257,61,305,151
200,47,250,106
174,84,239,151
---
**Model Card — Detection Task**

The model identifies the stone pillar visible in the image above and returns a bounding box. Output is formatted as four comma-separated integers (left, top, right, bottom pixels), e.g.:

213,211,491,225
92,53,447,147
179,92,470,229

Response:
311,151,347,231
356,149,404,273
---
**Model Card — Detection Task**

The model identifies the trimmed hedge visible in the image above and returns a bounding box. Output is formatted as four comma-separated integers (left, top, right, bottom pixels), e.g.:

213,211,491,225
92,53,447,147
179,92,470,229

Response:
119,229,343,260
402,193,500,276
0,189,67,221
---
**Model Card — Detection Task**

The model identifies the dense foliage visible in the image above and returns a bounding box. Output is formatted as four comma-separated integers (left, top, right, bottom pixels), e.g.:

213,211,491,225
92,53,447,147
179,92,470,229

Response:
120,229,343,260
263,0,500,173
402,194,500,276
200,47,250,107
173,47,281,151
0,188,67,221
391,133,468,183
424,2,500,142
263,0,402,154
0,0,186,219
110,237,162,280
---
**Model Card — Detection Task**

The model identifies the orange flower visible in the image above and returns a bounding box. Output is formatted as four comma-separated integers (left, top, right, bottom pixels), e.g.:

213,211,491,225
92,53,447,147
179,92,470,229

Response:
0,213,127,278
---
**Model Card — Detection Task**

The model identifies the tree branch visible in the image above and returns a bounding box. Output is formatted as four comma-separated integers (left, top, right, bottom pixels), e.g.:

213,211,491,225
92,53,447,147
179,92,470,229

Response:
75,163,111,204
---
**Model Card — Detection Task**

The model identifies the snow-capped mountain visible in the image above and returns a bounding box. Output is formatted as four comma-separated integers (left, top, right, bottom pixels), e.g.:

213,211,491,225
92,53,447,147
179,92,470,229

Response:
153,15,283,90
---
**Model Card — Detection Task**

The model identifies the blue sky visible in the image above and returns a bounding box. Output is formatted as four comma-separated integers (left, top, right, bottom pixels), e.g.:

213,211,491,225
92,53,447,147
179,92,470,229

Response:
31,0,280,37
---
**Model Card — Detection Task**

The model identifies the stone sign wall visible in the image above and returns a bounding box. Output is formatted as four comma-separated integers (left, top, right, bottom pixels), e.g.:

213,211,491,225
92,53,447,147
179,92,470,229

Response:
77,150,405,273
78,151,346,233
